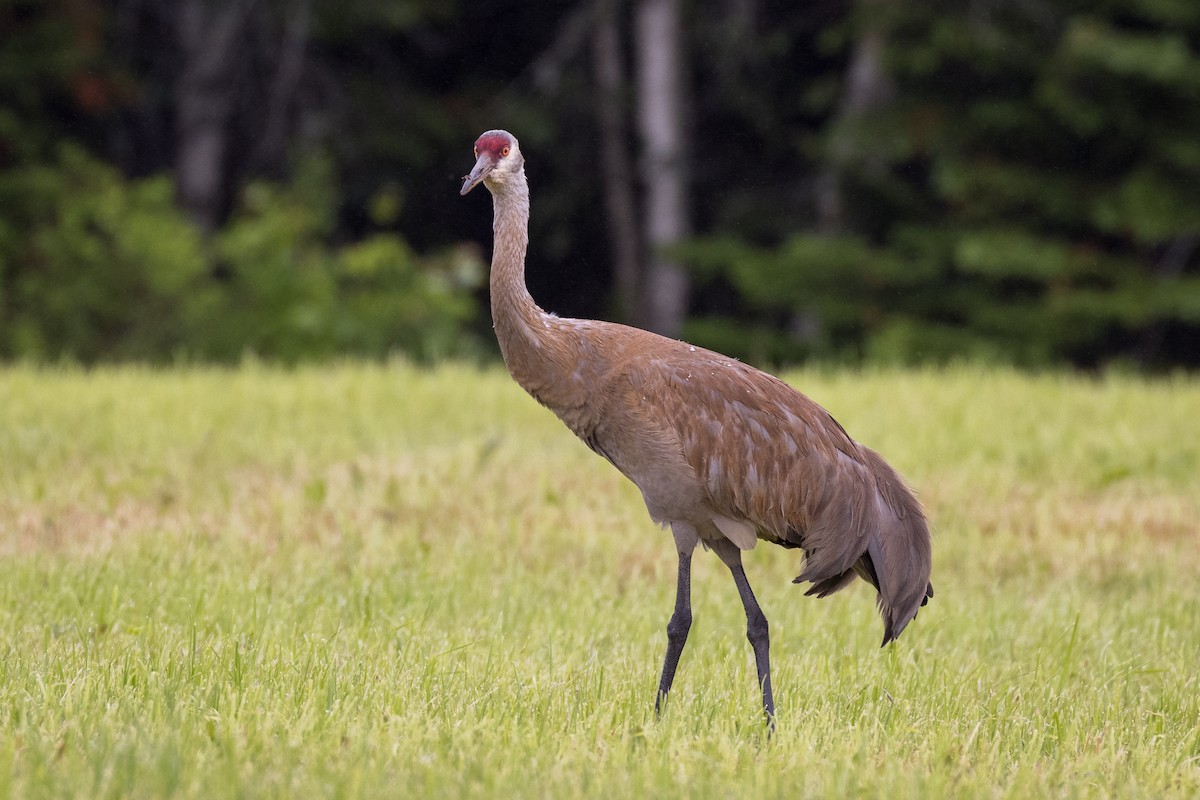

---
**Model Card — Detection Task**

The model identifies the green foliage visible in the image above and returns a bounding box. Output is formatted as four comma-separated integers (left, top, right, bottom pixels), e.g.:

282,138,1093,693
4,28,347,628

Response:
0,0,485,365
0,148,481,363
682,1,1200,368
0,144,209,361
3,0,1199,368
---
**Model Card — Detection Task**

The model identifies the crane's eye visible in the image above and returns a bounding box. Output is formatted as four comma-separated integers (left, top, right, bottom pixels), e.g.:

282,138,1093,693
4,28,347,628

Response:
473,146,478,157
501,146,510,157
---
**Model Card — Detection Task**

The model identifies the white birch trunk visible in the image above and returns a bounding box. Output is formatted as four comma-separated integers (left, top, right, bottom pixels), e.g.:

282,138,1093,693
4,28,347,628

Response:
635,0,690,337
593,0,643,324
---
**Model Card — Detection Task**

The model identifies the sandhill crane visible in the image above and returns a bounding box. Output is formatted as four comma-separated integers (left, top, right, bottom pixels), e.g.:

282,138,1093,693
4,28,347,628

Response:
461,130,932,723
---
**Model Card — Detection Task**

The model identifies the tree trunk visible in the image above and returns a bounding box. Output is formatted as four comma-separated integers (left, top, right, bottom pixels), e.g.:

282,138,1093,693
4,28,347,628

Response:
252,0,312,178
816,2,894,234
804,0,895,348
634,0,690,337
175,0,252,232
592,0,642,324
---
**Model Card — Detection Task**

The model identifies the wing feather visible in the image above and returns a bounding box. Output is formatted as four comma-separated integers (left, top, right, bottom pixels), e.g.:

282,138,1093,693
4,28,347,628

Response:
625,349,880,572
595,333,932,643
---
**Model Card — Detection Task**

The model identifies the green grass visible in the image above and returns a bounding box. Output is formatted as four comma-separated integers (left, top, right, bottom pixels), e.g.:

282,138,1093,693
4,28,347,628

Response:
1,362,1198,798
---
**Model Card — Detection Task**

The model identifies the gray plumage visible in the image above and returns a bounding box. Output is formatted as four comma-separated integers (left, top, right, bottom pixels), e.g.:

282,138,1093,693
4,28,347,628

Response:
461,129,933,723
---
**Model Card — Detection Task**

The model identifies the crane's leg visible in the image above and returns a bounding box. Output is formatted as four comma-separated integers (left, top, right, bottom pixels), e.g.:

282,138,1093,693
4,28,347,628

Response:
656,523,698,716
711,539,775,726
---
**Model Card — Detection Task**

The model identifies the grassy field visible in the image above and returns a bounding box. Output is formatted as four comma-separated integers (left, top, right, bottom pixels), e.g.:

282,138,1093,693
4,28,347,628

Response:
1,362,1197,798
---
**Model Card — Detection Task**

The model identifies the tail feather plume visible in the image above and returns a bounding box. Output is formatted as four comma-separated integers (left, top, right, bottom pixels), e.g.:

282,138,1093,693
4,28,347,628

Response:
802,569,856,599
793,445,933,646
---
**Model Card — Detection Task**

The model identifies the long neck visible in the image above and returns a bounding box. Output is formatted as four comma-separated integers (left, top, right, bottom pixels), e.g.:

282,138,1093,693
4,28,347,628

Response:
486,171,609,438
488,173,541,360
487,172,575,404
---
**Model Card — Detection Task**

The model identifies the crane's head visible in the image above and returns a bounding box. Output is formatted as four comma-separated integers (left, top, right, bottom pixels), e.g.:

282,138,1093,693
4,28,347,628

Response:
460,130,523,196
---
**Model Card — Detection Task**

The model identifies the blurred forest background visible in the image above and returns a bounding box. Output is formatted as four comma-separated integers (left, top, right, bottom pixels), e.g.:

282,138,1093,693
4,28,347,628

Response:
2,0,1199,369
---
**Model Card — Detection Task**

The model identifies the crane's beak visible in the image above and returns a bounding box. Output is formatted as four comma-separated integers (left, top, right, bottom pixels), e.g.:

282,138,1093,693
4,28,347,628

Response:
460,155,493,196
